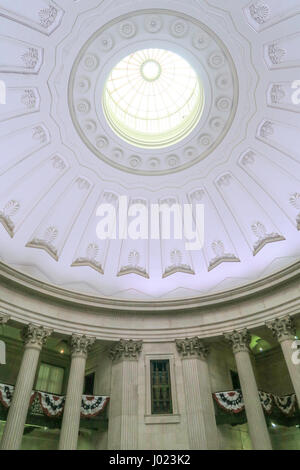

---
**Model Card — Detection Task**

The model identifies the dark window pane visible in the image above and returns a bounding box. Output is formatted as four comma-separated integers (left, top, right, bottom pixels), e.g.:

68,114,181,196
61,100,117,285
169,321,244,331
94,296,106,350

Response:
84,372,95,395
150,360,173,414
230,369,241,390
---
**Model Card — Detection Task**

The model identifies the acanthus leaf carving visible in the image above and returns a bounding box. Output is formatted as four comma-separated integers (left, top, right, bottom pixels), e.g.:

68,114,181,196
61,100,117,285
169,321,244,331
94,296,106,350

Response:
109,339,142,361
176,337,209,359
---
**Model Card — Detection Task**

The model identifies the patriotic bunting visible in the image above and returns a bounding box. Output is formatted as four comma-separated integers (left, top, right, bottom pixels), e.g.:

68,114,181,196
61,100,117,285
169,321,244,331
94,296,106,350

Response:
213,390,244,413
0,384,14,408
81,395,109,418
214,389,298,417
274,394,297,417
0,383,297,421
259,391,273,414
38,392,65,417
0,383,109,419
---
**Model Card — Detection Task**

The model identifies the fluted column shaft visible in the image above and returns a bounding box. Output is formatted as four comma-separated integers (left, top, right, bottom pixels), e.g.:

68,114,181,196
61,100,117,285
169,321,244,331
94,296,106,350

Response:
267,316,300,406
224,329,272,450
108,339,142,450
59,334,95,450
0,324,52,450
176,338,219,450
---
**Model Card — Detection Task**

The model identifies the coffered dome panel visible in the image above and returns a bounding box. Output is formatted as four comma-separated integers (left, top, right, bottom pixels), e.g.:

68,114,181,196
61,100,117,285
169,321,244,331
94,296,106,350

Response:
0,0,299,306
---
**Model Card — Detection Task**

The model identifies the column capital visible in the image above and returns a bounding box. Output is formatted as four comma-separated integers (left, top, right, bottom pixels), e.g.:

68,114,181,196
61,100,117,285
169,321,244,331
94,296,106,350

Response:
70,334,95,356
109,339,142,361
266,315,296,343
224,329,251,354
0,313,9,325
21,323,52,348
176,337,209,359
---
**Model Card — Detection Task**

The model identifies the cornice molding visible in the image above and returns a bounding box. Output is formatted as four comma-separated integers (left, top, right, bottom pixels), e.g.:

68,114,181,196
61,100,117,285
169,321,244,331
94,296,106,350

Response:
0,260,299,312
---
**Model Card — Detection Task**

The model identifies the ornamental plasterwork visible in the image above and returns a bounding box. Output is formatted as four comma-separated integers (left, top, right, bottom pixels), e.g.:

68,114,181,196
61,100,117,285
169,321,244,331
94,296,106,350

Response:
27,226,59,260
249,2,270,25
32,125,48,143
268,44,286,65
70,334,96,355
21,323,53,347
251,222,285,256
0,200,20,237
0,2,63,35
109,339,143,361
290,193,300,230
176,337,209,359
270,84,285,104
68,10,237,175
72,243,104,275
21,48,40,69
208,241,240,272
266,316,296,343
118,249,149,279
259,121,274,138
224,329,251,354
21,89,37,109
39,6,58,29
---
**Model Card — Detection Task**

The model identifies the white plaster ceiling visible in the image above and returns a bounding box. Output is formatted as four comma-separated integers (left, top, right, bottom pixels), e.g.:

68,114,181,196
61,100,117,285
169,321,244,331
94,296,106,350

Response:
0,0,299,302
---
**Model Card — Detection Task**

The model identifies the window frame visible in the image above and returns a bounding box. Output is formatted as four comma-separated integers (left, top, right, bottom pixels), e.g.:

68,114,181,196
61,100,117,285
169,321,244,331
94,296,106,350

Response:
35,361,65,395
144,354,180,424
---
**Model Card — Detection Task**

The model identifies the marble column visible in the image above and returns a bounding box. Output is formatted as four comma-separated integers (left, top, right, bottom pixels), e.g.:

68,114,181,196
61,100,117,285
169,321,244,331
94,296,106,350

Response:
108,339,142,450
59,334,95,450
0,314,9,365
94,351,112,450
224,329,272,450
0,323,52,450
266,315,300,406
176,337,219,450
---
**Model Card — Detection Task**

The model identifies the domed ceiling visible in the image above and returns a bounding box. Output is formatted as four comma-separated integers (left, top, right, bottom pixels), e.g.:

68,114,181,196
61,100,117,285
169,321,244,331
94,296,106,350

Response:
0,0,299,303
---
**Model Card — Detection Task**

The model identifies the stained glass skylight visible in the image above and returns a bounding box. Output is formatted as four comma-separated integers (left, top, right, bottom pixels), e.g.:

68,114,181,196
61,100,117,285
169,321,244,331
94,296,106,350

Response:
103,49,204,148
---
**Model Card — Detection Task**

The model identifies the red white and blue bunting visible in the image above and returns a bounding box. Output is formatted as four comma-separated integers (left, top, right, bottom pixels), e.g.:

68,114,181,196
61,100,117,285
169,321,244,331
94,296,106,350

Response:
81,395,109,418
213,390,244,414
259,391,273,414
213,390,297,416
38,392,65,418
274,394,297,416
0,384,109,419
0,384,14,408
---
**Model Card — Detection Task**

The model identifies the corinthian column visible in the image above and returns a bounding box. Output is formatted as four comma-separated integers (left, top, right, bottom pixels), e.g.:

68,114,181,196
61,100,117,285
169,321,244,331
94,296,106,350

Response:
108,339,142,450
176,337,219,449
0,323,52,450
59,334,95,450
224,329,272,450
266,315,300,406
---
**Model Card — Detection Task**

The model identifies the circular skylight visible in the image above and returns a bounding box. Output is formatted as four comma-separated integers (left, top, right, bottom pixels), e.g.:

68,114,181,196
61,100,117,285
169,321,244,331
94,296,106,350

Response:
103,49,204,149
